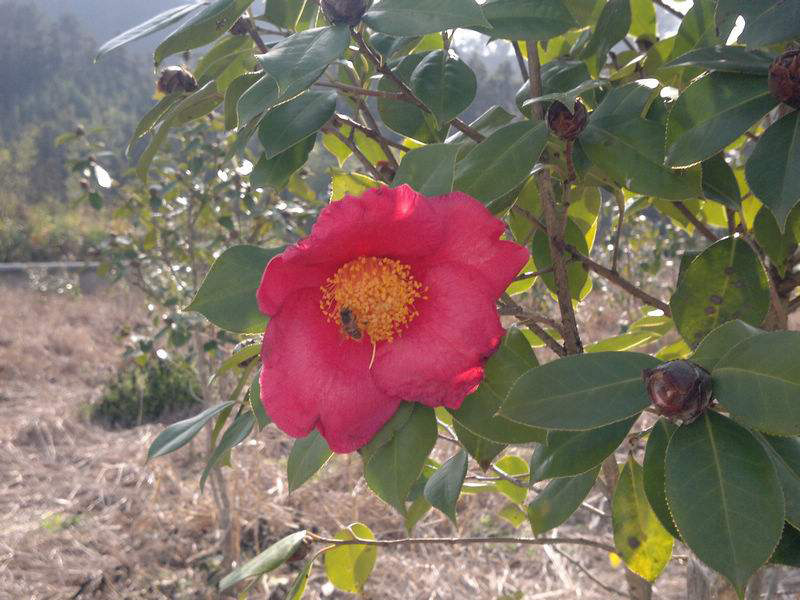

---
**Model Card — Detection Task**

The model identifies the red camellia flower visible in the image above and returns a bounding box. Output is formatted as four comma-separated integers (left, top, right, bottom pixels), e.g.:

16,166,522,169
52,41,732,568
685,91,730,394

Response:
257,185,529,453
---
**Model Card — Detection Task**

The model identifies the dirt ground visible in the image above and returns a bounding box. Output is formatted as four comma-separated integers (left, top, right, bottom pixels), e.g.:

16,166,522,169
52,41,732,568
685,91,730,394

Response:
0,281,796,600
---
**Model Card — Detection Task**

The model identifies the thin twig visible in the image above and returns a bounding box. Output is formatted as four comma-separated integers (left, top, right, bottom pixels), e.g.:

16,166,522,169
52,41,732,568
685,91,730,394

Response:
323,125,385,182
308,532,615,553
612,190,625,273
552,547,631,599
332,113,409,151
359,104,399,168
315,80,404,99
513,267,555,281
242,17,269,54
511,41,529,81
490,464,528,488
674,201,718,242
653,0,684,18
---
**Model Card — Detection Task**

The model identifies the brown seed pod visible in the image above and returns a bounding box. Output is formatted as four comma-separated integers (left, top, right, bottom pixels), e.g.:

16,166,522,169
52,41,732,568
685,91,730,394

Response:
546,99,588,141
156,66,198,95
768,49,800,109
321,0,368,26
642,360,713,424
376,160,396,182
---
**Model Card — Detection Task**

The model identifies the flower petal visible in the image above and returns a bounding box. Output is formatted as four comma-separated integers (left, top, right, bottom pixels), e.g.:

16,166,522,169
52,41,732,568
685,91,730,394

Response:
260,288,402,453
371,262,506,409
257,185,443,316
422,190,530,297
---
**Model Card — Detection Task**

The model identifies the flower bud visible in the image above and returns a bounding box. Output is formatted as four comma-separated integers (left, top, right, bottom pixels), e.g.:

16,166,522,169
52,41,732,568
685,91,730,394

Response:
768,49,800,109
546,100,588,141
228,17,250,36
75,125,85,137
157,66,198,95
321,0,367,25
642,360,713,424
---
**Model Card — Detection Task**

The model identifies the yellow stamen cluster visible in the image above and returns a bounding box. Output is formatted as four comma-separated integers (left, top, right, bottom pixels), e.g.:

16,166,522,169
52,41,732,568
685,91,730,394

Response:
320,256,427,343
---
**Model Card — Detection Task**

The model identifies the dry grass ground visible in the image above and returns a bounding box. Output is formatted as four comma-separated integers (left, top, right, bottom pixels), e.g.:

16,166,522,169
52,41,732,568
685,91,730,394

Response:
0,282,796,600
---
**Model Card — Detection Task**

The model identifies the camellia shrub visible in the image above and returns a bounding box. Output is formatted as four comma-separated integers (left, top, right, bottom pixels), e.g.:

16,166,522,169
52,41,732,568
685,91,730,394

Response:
97,0,800,597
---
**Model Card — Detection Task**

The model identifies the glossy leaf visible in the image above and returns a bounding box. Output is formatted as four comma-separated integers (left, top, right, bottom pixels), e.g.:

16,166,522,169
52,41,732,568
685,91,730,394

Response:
423,449,467,523
96,3,201,59
251,135,316,191
531,217,590,301
629,0,655,38
286,558,314,600
363,0,490,36
753,206,797,276
579,0,631,69
155,0,253,65
127,93,184,154
224,72,262,130
187,244,283,334
288,430,333,493
745,110,800,231
392,143,459,196
324,523,377,594
501,352,660,430
670,237,770,349
642,419,680,539
219,530,308,591
410,50,476,124
530,416,636,482
248,373,271,430
258,90,336,158
237,25,351,125
170,81,225,127
449,328,545,445
528,467,599,534
454,121,548,206
665,46,773,75
452,420,505,470
761,435,800,529
475,0,576,41
740,0,800,47
665,72,777,167
495,455,529,505
612,458,673,582
690,320,764,371
713,331,800,435
701,153,741,209
771,523,800,567
330,169,382,201
200,411,255,490
148,401,235,460
666,411,784,594
363,404,437,515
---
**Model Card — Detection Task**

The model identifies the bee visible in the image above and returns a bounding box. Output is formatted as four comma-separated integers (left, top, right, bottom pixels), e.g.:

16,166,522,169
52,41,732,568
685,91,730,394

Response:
339,308,363,340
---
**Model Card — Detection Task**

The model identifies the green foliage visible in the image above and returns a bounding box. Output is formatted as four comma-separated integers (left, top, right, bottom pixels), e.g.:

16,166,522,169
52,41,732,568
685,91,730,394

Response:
91,357,201,429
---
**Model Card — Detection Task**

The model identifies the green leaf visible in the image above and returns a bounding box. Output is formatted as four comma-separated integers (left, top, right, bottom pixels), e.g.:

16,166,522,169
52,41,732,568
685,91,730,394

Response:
771,523,800,567
701,153,741,209
212,342,261,383
410,50,476,124
286,558,314,600
713,331,800,436
579,0,631,69
612,458,674,582
330,169,382,201
530,416,636,481
423,449,467,523
171,81,225,126
155,0,253,65
248,372,271,430
324,523,377,594
224,72,262,130
404,494,432,533
136,116,174,184
499,503,528,528
363,0,491,36
715,0,775,40
668,0,719,61
127,94,184,155
760,435,800,529
96,3,201,59
501,352,660,430
740,0,800,47
377,53,445,143
665,72,778,168
670,237,770,349
237,25,351,125
287,430,333,493
194,35,253,83
642,419,680,539
475,0,577,41
495,455,529,504
753,206,797,276
258,90,336,158
527,467,599,534
363,404,437,515
665,411,784,595
148,401,235,460
745,110,800,231
586,331,659,353
219,530,308,591
251,135,316,191
200,411,255,490
665,46,773,75
187,244,283,334
454,121,548,206
531,217,591,301
629,0,655,38
690,320,764,371
392,143,459,196
449,328,545,445
452,420,505,470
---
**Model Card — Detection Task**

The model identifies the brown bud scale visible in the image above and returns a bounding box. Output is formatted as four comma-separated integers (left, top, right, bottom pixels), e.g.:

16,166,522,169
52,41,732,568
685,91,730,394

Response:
642,360,713,424
321,0,367,25
546,100,588,141
157,66,198,95
768,49,800,109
